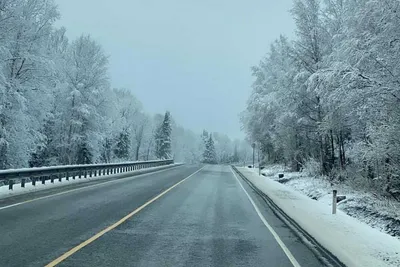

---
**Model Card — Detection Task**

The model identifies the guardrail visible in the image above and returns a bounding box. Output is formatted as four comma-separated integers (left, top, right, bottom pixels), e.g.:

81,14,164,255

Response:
0,159,174,190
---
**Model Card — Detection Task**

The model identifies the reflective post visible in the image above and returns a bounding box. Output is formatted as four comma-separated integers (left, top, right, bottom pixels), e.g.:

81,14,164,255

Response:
252,142,256,168
332,190,337,214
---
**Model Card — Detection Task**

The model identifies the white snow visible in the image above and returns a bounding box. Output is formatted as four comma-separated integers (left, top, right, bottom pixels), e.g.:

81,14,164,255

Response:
0,164,181,200
257,166,400,238
237,167,400,267
0,159,170,175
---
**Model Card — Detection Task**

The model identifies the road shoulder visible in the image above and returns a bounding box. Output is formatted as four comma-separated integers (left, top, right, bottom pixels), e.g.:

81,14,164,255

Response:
235,166,400,267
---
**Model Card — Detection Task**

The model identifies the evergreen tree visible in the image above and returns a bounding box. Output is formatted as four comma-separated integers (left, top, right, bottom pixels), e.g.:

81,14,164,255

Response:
76,139,92,164
29,113,57,167
114,130,130,160
201,130,209,144
100,138,113,163
203,135,217,164
154,127,162,159
155,111,172,159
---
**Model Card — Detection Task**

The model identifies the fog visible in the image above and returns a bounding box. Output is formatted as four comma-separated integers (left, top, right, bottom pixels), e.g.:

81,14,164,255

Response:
55,0,295,139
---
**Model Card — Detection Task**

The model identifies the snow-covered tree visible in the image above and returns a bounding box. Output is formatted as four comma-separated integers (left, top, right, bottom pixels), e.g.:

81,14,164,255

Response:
0,1,244,172
232,143,240,163
203,135,217,164
114,130,130,160
0,0,59,169
155,111,172,159
213,132,234,163
57,35,109,164
242,0,400,198
132,112,149,161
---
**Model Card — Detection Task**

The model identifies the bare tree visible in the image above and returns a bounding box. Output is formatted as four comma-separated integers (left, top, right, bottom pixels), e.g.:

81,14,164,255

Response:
133,113,149,161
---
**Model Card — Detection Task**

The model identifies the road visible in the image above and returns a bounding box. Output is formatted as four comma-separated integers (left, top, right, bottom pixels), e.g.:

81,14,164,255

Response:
0,165,325,267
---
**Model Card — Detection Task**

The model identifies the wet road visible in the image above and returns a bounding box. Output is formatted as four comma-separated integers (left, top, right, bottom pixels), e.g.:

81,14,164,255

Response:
0,165,324,267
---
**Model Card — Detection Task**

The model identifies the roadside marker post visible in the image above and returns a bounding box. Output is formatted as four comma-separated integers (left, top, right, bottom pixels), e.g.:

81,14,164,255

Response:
332,190,337,214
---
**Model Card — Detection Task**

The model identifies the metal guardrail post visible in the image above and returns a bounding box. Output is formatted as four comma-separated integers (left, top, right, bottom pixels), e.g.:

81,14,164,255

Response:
21,178,26,188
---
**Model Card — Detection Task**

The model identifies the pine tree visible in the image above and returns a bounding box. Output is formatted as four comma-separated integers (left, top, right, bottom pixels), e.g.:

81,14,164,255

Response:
29,113,57,167
114,130,130,160
201,130,209,144
203,135,217,164
100,138,113,163
76,140,92,165
155,111,172,159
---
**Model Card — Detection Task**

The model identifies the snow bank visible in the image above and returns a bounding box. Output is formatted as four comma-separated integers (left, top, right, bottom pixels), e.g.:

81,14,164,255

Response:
0,164,180,200
261,167,400,239
237,167,400,267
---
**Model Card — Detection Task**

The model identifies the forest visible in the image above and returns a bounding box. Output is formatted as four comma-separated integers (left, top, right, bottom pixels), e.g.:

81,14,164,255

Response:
0,0,249,170
241,0,400,199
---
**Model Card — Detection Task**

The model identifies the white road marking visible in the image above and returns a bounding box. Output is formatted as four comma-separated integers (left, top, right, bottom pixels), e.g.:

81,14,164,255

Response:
230,167,301,267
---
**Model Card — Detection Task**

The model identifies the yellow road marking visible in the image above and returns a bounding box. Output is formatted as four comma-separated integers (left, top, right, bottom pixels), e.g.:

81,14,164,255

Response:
45,166,204,267
0,166,180,211
230,167,301,267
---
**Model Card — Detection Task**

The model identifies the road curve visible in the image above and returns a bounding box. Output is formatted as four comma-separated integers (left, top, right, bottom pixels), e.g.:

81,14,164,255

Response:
0,165,324,267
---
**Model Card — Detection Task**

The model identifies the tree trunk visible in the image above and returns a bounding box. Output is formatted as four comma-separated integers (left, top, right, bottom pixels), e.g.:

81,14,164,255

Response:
337,134,343,169
319,134,326,174
341,140,346,167
316,96,326,174
135,145,140,161
330,130,335,168
146,140,152,161
337,131,346,169
340,131,346,168
66,95,75,165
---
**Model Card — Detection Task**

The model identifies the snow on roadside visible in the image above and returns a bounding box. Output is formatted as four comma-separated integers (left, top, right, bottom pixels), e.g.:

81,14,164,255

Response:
260,167,400,239
238,167,400,267
0,164,180,200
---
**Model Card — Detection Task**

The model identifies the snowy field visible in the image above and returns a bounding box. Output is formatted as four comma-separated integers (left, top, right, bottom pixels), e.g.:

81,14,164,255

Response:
239,167,400,267
0,164,180,201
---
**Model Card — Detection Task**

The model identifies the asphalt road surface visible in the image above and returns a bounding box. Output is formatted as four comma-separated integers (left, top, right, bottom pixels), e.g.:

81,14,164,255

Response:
0,165,325,267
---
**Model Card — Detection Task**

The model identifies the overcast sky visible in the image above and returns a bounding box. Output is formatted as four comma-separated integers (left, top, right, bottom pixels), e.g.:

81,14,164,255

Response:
55,0,295,139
